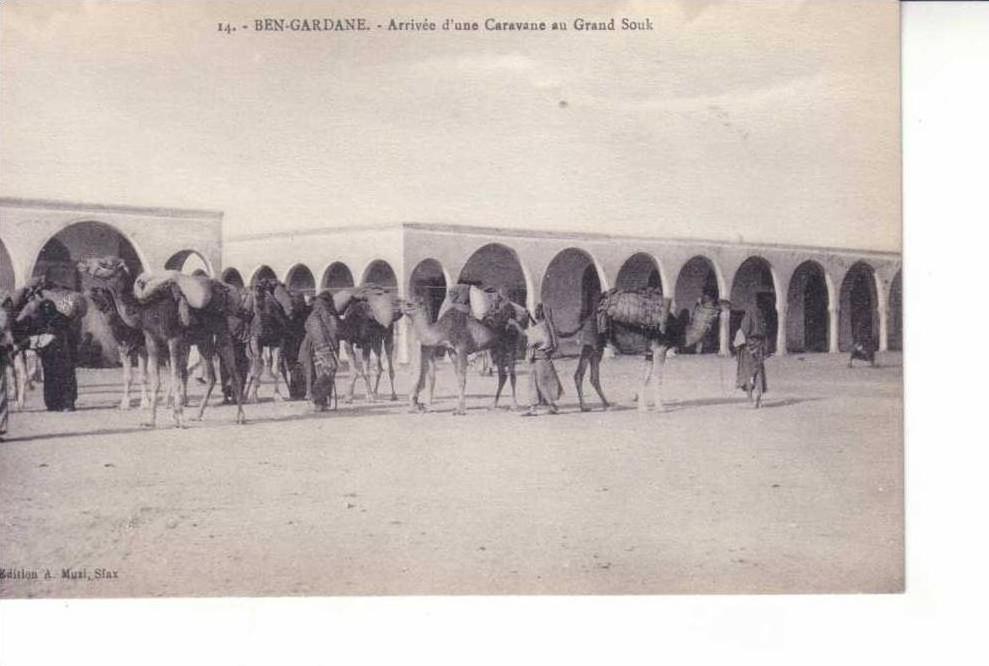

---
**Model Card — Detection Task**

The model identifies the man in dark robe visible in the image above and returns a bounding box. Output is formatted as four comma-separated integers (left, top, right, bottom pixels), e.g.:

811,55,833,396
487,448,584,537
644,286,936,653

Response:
36,300,78,412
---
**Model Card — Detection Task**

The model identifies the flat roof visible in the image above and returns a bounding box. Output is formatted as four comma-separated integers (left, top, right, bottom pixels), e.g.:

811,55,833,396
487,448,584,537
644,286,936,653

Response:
0,197,224,221
226,221,901,259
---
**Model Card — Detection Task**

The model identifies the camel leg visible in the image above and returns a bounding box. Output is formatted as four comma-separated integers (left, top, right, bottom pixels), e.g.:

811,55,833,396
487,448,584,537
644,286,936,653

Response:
270,346,284,401
408,346,428,413
453,350,468,416
637,355,653,412
574,348,590,412
384,334,398,401
215,331,247,424
361,347,376,402
194,341,217,421
426,350,438,407
589,351,610,410
508,359,519,410
652,345,667,413
245,340,262,403
168,338,186,428
492,361,508,410
344,342,361,404
144,337,163,428
119,350,133,410
137,353,150,408
12,352,27,410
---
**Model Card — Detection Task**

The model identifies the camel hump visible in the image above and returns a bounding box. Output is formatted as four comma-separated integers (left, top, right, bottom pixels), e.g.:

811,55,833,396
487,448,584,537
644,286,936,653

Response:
598,288,670,331
133,270,212,309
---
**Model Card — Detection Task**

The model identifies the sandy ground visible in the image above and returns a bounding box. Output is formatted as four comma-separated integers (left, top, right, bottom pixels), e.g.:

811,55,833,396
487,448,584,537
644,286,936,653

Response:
0,351,902,598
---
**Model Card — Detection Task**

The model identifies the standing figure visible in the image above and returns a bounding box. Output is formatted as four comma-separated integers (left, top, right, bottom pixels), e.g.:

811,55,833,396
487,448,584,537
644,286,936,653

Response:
735,304,768,409
571,293,610,412
521,304,563,417
302,292,340,411
35,300,79,412
0,299,14,440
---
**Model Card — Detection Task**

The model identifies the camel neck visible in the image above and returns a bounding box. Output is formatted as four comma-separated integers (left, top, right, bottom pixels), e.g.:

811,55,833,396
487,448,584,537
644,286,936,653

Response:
410,306,446,346
107,272,143,329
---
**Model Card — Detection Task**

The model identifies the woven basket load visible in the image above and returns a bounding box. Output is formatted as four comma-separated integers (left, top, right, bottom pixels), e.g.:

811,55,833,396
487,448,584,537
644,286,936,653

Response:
469,286,505,321
597,287,670,331
683,302,722,348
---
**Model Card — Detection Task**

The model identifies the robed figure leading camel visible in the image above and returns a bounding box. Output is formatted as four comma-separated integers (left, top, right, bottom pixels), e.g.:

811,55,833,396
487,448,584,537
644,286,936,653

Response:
596,287,729,412
78,256,247,427
402,284,528,415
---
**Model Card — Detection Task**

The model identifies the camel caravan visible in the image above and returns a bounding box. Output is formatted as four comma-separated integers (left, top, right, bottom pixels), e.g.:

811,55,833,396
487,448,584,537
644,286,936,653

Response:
0,252,772,436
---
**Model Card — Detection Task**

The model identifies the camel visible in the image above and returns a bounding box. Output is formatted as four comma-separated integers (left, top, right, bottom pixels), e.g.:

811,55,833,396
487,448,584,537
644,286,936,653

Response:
337,297,401,403
401,293,528,415
78,256,246,427
596,288,729,412
87,286,151,410
241,278,295,403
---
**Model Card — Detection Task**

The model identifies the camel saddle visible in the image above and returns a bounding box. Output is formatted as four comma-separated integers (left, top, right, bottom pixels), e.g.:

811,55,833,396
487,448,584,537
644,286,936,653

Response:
597,288,671,332
133,271,213,310
330,285,398,328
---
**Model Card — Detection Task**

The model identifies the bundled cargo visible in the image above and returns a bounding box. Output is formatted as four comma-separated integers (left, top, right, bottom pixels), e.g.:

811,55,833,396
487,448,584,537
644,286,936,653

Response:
133,270,213,310
597,287,670,332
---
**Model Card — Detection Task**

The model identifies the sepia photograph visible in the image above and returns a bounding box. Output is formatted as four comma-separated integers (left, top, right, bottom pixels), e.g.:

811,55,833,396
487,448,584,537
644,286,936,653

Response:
0,0,903,607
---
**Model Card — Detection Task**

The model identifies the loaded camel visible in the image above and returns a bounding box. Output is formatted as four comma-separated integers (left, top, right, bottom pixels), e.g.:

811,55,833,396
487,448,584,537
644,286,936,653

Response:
241,277,296,403
78,256,247,427
402,284,528,415
595,287,728,412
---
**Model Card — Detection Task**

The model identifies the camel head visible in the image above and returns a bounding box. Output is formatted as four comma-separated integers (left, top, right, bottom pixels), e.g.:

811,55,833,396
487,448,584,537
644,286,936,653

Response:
399,298,425,318
254,278,295,319
78,256,129,283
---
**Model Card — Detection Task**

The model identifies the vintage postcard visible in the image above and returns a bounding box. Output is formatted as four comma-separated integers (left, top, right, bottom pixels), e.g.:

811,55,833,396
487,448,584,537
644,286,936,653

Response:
0,0,901,599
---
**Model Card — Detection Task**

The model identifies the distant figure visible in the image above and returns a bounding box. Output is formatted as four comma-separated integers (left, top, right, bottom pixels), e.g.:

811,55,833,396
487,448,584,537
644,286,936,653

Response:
0,308,12,441
521,303,563,417
36,300,78,412
848,320,877,368
735,304,768,409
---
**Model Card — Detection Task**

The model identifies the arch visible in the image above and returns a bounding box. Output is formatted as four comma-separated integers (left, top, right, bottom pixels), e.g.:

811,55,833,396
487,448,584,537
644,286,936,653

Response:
360,259,398,290
785,260,830,353
839,261,879,352
729,256,780,354
321,262,355,291
221,267,245,288
458,242,531,308
0,237,13,293
888,269,902,352
616,252,664,292
409,258,449,323
31,220,144,291
673,255,723,354
540,247,608,353
285,263,316,296
165,249,213,276
29,221,146,368
250,265,277,287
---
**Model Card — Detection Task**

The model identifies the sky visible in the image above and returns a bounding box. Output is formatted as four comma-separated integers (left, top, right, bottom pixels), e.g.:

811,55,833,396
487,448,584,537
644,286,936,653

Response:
0,0,900,251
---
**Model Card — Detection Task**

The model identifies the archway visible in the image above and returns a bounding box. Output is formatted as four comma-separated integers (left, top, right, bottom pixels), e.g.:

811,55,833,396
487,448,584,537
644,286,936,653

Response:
221,268,244,288
541,248,605,354
888,270,902,352
0,238,15,293
361,260,398,291
785,261,830,353
321,262,355,291
165,249,211,276
251,265,277,287
674,256,722,353
409,259,448,323
616,252,663,291
729,256,778,354
286,264,316,296
839,261,879,351
31,221,145,367
458,243,529,307
32,221,143,290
